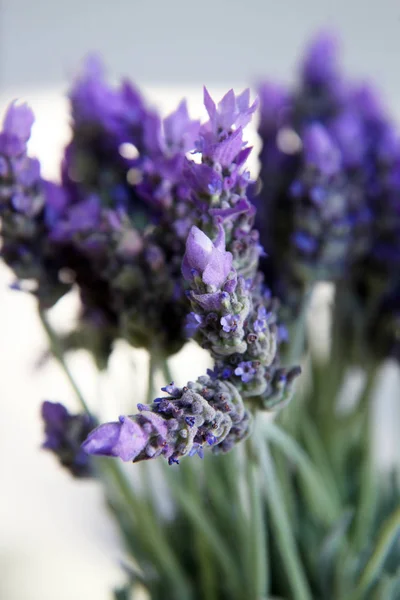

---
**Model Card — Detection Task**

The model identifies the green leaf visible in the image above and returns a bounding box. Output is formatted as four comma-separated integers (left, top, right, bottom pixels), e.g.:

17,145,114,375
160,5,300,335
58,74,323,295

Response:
258,441,313,600
354,505,400,598
264,420,340,524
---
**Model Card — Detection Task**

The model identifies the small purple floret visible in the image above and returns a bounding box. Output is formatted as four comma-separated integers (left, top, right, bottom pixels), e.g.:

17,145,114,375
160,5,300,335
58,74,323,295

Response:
234,361,257,383
220,314,240,333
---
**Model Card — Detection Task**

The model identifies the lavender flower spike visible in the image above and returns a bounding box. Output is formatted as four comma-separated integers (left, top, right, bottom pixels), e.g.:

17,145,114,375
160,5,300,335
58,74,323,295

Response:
42,401,96,478
83,378,250,465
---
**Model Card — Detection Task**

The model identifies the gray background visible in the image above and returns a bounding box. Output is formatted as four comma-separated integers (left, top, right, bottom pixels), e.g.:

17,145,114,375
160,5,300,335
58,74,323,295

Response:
2,0,400,96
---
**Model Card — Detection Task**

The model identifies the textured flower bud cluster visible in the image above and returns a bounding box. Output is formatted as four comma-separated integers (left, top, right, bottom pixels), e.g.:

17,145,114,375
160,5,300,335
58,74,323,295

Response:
83,220,300,465
42,401,96,477
206,274,300,409
83,377,250,465
182,224,250,355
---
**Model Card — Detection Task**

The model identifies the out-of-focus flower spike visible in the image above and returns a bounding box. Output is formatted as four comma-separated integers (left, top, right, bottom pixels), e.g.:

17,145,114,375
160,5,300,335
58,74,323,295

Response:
301,30,340,86
3,101,35,142
42,401,97,478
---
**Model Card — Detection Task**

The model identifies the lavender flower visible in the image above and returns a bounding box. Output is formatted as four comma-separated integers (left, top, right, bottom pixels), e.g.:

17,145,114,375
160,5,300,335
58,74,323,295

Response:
83,377,249,465
0,103,71,307
54,61,203,358
42,401,96,477
1,61,203,363
83,88,301,465
234,361,257,383
186,87,261,280
255,31,387,316
335,137,400,364
182,225,250,356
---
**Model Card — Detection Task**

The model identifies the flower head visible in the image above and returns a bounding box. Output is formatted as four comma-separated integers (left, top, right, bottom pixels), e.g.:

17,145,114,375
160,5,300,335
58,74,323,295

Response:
42,401,96,478
254,31,389,317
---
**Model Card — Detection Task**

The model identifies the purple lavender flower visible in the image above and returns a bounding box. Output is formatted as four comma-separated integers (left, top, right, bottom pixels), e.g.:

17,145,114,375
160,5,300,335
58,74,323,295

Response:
202,87,258,138
301,31,341,88
83,378,251,465
1,101,35,150
81,85,302,466
82,414,164,461
0,81,301,470
234,361,257,383
163,100,200,154
220,314,240,333
42,401,96,478
185,312,203,337
254,305,270,332
0,103,74,308
254,31,385,317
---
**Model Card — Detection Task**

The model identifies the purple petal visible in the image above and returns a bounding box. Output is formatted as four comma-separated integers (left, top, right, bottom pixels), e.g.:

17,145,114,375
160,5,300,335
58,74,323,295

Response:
41,401,69,427
203,86,217,124
217,89,236,131
82,416,148,461
301,31,339,86
209,127,243,166
183,226,213,274
139,411,168,439
3,102,35,141
202,247,232,287
210,198,252,221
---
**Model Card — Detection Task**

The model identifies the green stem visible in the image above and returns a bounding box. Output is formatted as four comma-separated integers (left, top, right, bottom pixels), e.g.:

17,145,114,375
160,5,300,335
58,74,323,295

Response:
147,352,159,403
287,287,312,365
39,318,190,597
38,308,91,415
352,367,378,550
161,359,174,386
245,435,269,599
185,463,218,600
102,459,192,600
298,415,341,512
259,442,313,600
353,505,400,598
164,465,243,599
265,420,340,523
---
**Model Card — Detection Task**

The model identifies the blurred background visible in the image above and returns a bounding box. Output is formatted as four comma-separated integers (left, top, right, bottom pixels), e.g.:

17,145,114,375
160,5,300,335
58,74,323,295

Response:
1,1,400,598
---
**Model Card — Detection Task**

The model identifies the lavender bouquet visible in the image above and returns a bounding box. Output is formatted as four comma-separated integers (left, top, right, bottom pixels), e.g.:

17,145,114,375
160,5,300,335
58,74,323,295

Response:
2,33,400,599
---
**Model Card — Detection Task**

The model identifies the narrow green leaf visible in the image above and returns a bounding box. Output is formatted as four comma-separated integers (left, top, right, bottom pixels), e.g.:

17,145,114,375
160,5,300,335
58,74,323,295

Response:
258,442,313,600
264,420,340,523
354,505,400,597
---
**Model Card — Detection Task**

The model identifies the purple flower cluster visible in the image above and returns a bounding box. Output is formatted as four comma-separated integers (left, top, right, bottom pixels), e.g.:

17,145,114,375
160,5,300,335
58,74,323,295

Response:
185,87,261,279
0,104,71,306
83,223,298,465
0,58,203,362
82,89,300,465
254,32,395,316
41,401,96,477
0,63,301,466
83,377,250,464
